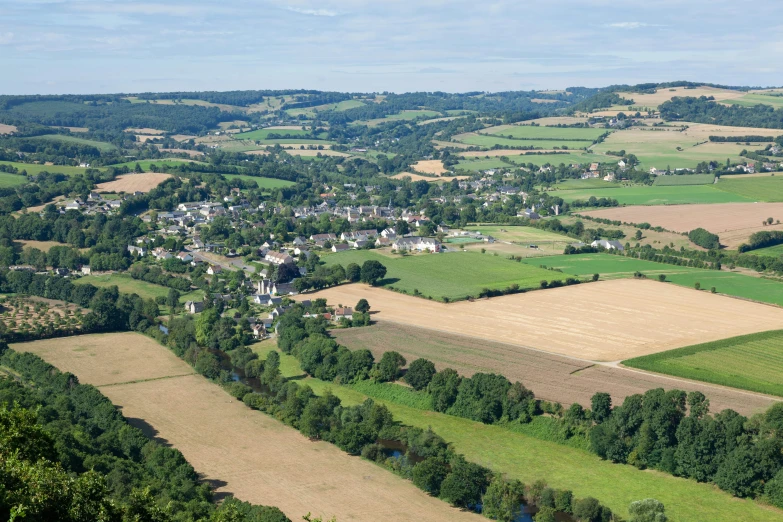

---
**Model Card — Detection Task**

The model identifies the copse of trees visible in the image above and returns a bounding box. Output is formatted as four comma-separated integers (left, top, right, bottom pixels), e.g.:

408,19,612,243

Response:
687,228,720,249
738,230,783,253
660,96,783,129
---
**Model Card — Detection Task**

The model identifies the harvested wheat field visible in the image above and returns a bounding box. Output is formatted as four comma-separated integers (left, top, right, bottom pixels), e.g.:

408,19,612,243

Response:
0,124,17,135
332,324,777,416
11,333,193,387
616,86,746,108
298,279,783,361
412,160,449,175
14,333,480,522
96,173,172,193
580,203,783,248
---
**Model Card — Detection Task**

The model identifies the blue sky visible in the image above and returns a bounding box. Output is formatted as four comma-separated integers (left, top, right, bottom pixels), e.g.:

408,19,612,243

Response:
2,0,782,94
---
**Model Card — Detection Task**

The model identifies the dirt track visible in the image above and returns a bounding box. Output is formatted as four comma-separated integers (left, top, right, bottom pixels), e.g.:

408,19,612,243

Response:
13,333,481,522
298,279,783,361
333,324,777,416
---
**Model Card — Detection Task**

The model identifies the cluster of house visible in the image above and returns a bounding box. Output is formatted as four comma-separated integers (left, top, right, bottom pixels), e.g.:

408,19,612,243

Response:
61,191,140,214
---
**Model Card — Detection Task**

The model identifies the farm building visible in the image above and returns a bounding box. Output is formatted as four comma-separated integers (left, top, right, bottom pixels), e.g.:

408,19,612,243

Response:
591,239,625,251
265,251,294,265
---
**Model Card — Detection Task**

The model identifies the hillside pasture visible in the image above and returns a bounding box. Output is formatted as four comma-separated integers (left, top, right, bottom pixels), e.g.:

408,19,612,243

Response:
481,125,607,141
232,128,316,140
624,330,783,397
548,184,749,205
322,250,566,301
221,174,296,188
13,332,481,522
652,174,715,185
724,93,783,109
715,175,783,202
0,172,28,187
74,273,204,306
332,323,776,416
453,133,592,149
461,225,573,244
389,172,469,182
0,124,17,134
35,134,117,152
579,203,783,247
0,161,93,177
96,173,171,193
297,279,783,361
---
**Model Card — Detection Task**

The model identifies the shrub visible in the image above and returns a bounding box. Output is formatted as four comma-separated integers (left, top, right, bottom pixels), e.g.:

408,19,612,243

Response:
688,228,720,249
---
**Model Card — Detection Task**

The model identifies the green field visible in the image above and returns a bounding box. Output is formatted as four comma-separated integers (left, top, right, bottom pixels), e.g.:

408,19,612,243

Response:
35,134,117,152
726,93,783,109
232,128,318,140
485,125,607,141
107,159,206,171
286,99,366,117
509,153,613,167
260,346,782,522
462,225,573,244
74,273,204,308
522,253,698,279
222,174,296,189
543,178,618,190
624,330,783,397
0,172,29,187
665,271,783,307
748,243,783,257
523,253,783,307
0,161,94,177
547,184,751,205
455,134,592,149
454,158,512,171
652,174,715,186
715,176,783,202
323,250,568,300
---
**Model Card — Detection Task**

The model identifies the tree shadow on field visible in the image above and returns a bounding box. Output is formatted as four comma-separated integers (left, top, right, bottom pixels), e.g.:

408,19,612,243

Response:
376,277,400,286
202,478,232,501
125,417,173,448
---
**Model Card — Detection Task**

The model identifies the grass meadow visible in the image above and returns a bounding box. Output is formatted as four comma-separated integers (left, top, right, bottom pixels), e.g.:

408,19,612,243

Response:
322,250,567,300
524,253,783,307
35,134,117,152
74,273,204,309
652,174,715,186
624,330,783,397
484,125,607,141
748,243,783,256
726,93,783,109
546,184,751,205
715,176,783,202
232,128,319,140
462,225,574,243
455,134,592,149
260,346,782,522
222,174,296,189
456,152,613,171
0,172,29,187
0,160,93,177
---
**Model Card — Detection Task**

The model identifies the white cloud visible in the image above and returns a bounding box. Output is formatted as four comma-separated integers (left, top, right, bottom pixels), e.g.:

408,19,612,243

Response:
0,32,13,45
286,7,337,17
607,22,650,29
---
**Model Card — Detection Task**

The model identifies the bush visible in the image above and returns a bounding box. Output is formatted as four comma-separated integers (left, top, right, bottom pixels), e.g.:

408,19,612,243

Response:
688,228,720,249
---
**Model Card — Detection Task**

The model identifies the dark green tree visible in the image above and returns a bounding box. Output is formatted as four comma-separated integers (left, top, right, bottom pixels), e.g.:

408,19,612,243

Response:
404,358,436,391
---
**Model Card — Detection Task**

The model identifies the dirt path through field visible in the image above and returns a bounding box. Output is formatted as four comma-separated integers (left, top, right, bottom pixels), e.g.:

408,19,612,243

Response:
300,279,783,361
12,333,481,522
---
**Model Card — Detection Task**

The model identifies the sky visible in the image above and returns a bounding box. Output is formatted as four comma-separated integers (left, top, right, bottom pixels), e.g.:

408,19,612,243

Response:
2,0,783,95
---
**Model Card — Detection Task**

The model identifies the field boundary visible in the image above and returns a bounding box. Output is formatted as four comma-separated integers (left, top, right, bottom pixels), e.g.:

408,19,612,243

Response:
96,372,196,388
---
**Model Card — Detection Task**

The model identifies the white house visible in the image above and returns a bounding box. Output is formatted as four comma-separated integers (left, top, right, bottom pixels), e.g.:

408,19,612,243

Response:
591,239,625,251
265,251,293,265
392,237,441,253
207,265,222,275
